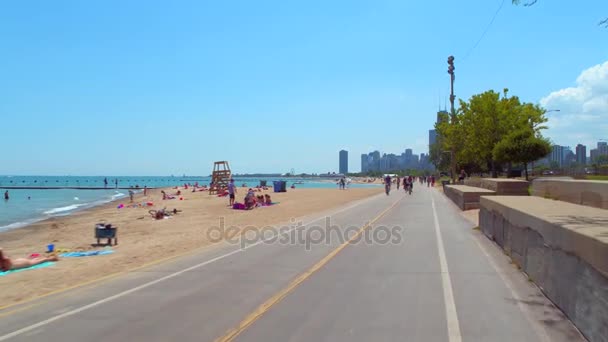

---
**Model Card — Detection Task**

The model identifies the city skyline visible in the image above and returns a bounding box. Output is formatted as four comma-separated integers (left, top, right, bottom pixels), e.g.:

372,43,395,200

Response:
539,140,608,168
360,148,432,173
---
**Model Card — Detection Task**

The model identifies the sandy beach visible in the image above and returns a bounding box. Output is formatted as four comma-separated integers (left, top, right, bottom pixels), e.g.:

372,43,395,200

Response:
0,186,382,307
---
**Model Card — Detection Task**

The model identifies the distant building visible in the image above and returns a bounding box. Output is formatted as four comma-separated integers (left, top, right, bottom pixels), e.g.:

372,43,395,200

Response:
549,145,565,167
428,129,437,152
598,142,608,156
590,149,599,163
339,150,348,174
360,148,430,172
575,144,587,165
360,154,369,173
564,150,575,167
437,110,449,124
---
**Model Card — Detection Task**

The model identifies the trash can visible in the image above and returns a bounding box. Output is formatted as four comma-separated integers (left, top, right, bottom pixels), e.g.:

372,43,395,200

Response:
273,181,287,193
260,180,267,187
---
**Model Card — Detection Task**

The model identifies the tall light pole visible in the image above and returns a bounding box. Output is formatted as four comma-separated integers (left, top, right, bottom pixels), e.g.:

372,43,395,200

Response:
447,56,456,183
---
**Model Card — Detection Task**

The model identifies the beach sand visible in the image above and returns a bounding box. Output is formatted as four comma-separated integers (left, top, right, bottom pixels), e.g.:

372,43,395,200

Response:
0,186,381,307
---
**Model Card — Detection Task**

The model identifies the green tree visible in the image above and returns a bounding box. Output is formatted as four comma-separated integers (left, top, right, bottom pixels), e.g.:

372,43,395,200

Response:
429,140,450,172
457,89,512,177
493,129,551,180
512,1,607,27
435,88,549,178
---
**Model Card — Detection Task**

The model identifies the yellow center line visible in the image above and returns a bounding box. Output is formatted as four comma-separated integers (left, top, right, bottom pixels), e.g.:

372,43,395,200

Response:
215,196,403,342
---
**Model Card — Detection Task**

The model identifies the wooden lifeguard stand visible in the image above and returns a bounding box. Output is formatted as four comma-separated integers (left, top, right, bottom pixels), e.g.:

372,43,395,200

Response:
209,161,231,195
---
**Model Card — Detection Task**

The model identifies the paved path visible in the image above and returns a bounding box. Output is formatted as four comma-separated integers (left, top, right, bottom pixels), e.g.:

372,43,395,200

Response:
0,185,586,341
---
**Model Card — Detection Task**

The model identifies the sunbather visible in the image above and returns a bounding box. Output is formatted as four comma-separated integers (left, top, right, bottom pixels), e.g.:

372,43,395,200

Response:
245,189,256,209
0,248,58,272
265,194,272,205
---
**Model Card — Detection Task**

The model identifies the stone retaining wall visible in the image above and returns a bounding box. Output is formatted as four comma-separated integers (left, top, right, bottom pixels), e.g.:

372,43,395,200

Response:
464,178,529,195
531,178,608,209
444,185,495,210
480,196,608,342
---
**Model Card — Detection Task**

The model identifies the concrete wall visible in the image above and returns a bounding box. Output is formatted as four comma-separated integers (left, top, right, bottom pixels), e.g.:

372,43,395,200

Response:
464,178,529,196
480,196,608,342
444,185,495,210
532,178,608,209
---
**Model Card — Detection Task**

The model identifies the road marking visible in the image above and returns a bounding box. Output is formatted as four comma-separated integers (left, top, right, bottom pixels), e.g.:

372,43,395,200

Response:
0,192,387,341
214,196,403,342
431,194,462,342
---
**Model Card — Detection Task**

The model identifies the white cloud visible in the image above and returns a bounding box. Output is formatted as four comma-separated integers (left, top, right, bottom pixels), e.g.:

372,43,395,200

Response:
540,60,608,150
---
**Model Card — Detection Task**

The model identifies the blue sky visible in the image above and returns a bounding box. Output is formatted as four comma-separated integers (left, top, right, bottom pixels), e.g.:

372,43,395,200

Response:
1,0,607,175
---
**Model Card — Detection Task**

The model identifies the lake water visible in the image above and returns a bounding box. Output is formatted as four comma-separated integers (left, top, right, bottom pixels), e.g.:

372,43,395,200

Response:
0,176,378,231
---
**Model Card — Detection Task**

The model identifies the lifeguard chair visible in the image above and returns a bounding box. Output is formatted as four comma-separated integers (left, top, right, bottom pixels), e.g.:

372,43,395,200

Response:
209,161,231,195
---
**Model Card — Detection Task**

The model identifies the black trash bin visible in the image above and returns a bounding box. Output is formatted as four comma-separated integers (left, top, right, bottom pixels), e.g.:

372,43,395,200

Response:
273,181,287,192
260,180,267,187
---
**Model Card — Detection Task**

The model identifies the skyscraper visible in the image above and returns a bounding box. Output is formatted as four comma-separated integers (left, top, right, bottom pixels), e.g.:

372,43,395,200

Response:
339,150,348,174
428,130,437,153
437,110,449,124
591,149,599,163
575,144,587,165
598,142,608,156
549,145,565,167
360,154,368,173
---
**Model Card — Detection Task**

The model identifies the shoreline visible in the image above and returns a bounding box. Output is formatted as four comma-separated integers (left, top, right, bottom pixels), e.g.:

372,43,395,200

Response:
0,182,383,232
0,186,382,306
0,190,135,232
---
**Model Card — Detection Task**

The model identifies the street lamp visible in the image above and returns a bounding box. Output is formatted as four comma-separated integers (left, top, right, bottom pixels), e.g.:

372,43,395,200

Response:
447,55,456,183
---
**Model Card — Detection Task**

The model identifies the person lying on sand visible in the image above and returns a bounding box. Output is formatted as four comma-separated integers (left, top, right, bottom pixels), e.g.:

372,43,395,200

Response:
0,249,58,272
264,194,272,205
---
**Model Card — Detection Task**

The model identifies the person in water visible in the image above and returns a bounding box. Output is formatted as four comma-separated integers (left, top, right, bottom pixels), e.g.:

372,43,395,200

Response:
4,191,8,201
0,249,58,272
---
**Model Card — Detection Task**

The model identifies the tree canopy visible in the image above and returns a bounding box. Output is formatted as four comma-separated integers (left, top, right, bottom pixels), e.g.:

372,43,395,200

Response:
493,129,551,180
432,88,551,178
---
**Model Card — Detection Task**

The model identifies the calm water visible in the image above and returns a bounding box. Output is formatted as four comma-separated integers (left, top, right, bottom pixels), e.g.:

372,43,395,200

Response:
0,176,378,231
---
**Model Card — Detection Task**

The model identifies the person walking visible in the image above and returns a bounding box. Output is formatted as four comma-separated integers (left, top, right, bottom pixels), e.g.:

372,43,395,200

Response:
459,169,466,184
128,190,134,203
104,178,108,188
228,179,237,206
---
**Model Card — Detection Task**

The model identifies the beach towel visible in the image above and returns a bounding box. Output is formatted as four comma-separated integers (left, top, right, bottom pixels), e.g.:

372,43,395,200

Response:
0,262,56,276
60,250,114,258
